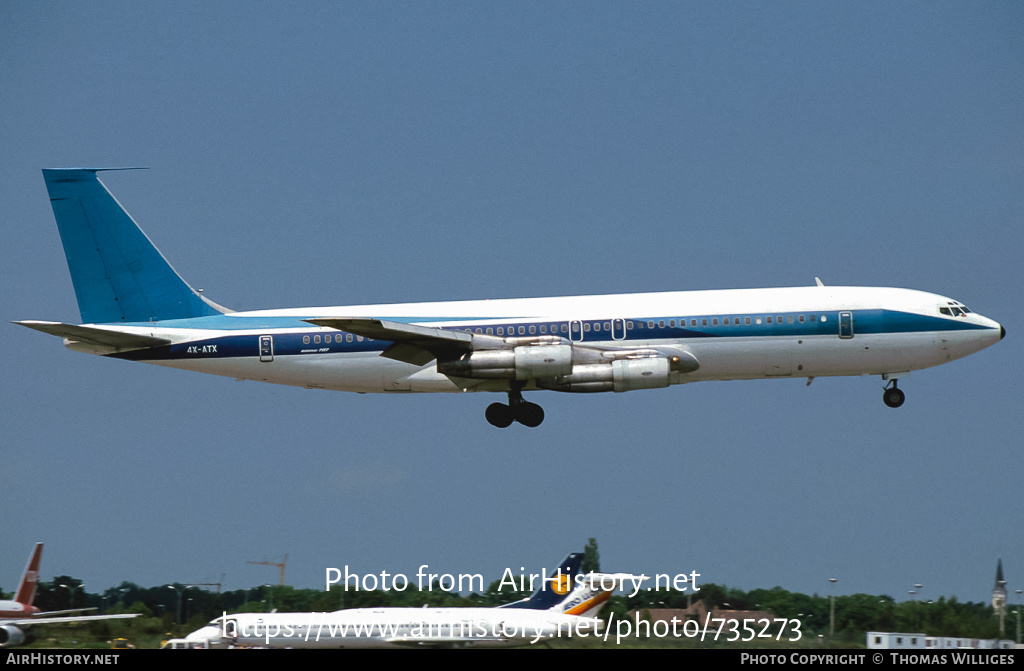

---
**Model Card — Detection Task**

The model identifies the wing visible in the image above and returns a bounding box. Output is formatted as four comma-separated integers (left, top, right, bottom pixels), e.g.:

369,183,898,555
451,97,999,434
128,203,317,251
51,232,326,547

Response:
304,318,504,365
7,613,140,627
306,318,700,388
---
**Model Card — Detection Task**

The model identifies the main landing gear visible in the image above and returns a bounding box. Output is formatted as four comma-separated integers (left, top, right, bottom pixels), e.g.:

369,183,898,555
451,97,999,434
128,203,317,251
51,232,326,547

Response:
883,379,905,408
485,385,545,428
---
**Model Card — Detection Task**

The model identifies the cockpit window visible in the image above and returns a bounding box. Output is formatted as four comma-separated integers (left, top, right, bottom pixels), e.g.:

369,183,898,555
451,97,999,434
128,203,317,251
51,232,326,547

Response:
940,302,971,317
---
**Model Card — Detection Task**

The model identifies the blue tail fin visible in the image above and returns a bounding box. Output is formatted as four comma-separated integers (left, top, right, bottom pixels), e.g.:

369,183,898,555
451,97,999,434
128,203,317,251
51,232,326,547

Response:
41,168,227,324
498,553,583,610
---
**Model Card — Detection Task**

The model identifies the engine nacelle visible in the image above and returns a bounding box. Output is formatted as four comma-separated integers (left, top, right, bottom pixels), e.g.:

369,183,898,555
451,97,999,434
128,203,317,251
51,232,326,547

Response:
540,357,672,393
437,344,574,380
0,625,27,648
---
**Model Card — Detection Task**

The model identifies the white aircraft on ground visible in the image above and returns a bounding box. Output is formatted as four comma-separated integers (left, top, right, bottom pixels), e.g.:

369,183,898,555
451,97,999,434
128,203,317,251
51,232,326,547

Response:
17,169,1004,426
182,553,631,648
0,543,138,648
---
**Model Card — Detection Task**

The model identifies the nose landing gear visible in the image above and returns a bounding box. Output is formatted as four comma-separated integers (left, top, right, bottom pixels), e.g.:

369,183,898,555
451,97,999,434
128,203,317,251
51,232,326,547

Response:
485,385,545,428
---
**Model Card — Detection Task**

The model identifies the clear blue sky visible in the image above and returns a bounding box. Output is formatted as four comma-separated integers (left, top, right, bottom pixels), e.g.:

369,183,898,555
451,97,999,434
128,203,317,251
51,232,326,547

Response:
2,2,1021,606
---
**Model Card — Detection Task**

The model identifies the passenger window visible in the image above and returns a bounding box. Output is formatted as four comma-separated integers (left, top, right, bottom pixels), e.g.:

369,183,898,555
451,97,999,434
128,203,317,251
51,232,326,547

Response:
303,335,310,344
529,325,536,334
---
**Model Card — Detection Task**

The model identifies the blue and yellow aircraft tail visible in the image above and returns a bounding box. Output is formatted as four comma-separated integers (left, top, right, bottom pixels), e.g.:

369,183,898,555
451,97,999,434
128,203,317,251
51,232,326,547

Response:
498,553,583,611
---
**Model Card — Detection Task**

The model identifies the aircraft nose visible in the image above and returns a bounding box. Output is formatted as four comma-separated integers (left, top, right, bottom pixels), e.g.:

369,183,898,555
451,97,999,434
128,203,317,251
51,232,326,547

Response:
1001,325,1006,340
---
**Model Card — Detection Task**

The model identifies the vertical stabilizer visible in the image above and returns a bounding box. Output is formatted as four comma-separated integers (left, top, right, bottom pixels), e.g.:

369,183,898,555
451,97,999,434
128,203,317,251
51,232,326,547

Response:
499,553,584,610
41,169,226,324
14,544,43,606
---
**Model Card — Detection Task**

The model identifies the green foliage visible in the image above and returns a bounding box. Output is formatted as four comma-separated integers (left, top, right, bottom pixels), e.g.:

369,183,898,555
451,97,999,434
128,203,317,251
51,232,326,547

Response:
34,576,87,612
23,571,1013,649
694,583,726,609
582,538,600,574
600,594,629,623
480,577,531,606
126,601,153,617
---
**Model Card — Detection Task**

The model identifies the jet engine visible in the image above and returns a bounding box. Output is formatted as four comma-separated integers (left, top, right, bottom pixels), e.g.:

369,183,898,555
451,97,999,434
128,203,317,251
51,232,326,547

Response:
539,357,672,393
437,344,574,380
0,626,27,648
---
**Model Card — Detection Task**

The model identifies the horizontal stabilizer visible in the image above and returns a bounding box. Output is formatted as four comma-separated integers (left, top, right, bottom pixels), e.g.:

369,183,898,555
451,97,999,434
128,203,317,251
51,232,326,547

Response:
14,321,170,351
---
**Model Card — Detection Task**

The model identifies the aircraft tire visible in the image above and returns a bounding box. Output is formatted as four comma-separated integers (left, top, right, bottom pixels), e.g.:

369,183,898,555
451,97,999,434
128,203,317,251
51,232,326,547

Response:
883,387,905,408
515,402,545,428
486,402,514,428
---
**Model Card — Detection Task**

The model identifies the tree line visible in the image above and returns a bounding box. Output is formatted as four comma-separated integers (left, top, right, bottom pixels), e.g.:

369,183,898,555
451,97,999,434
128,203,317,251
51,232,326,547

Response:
4,574,1016,646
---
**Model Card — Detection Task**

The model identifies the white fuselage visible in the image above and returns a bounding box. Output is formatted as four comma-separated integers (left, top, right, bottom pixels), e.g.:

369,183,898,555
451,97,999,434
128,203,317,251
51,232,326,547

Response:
94,285,1002,395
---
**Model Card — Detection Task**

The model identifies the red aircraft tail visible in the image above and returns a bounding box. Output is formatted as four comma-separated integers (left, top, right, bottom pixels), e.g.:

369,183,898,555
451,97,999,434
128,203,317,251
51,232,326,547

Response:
14,544,42,606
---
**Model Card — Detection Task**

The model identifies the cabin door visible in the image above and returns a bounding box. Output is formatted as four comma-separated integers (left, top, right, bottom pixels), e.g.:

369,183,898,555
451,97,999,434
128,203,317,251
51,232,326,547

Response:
259,335,274,362
838,312,854,339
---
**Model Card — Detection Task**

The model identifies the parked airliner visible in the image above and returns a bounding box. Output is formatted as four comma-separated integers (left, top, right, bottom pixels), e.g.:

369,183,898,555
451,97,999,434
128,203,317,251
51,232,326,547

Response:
181,553,629,648
17,169,1004,426
0,544,138,648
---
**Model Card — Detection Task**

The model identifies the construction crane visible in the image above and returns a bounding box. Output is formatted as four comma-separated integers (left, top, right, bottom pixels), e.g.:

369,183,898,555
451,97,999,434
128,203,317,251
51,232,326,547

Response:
247,554,288,586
